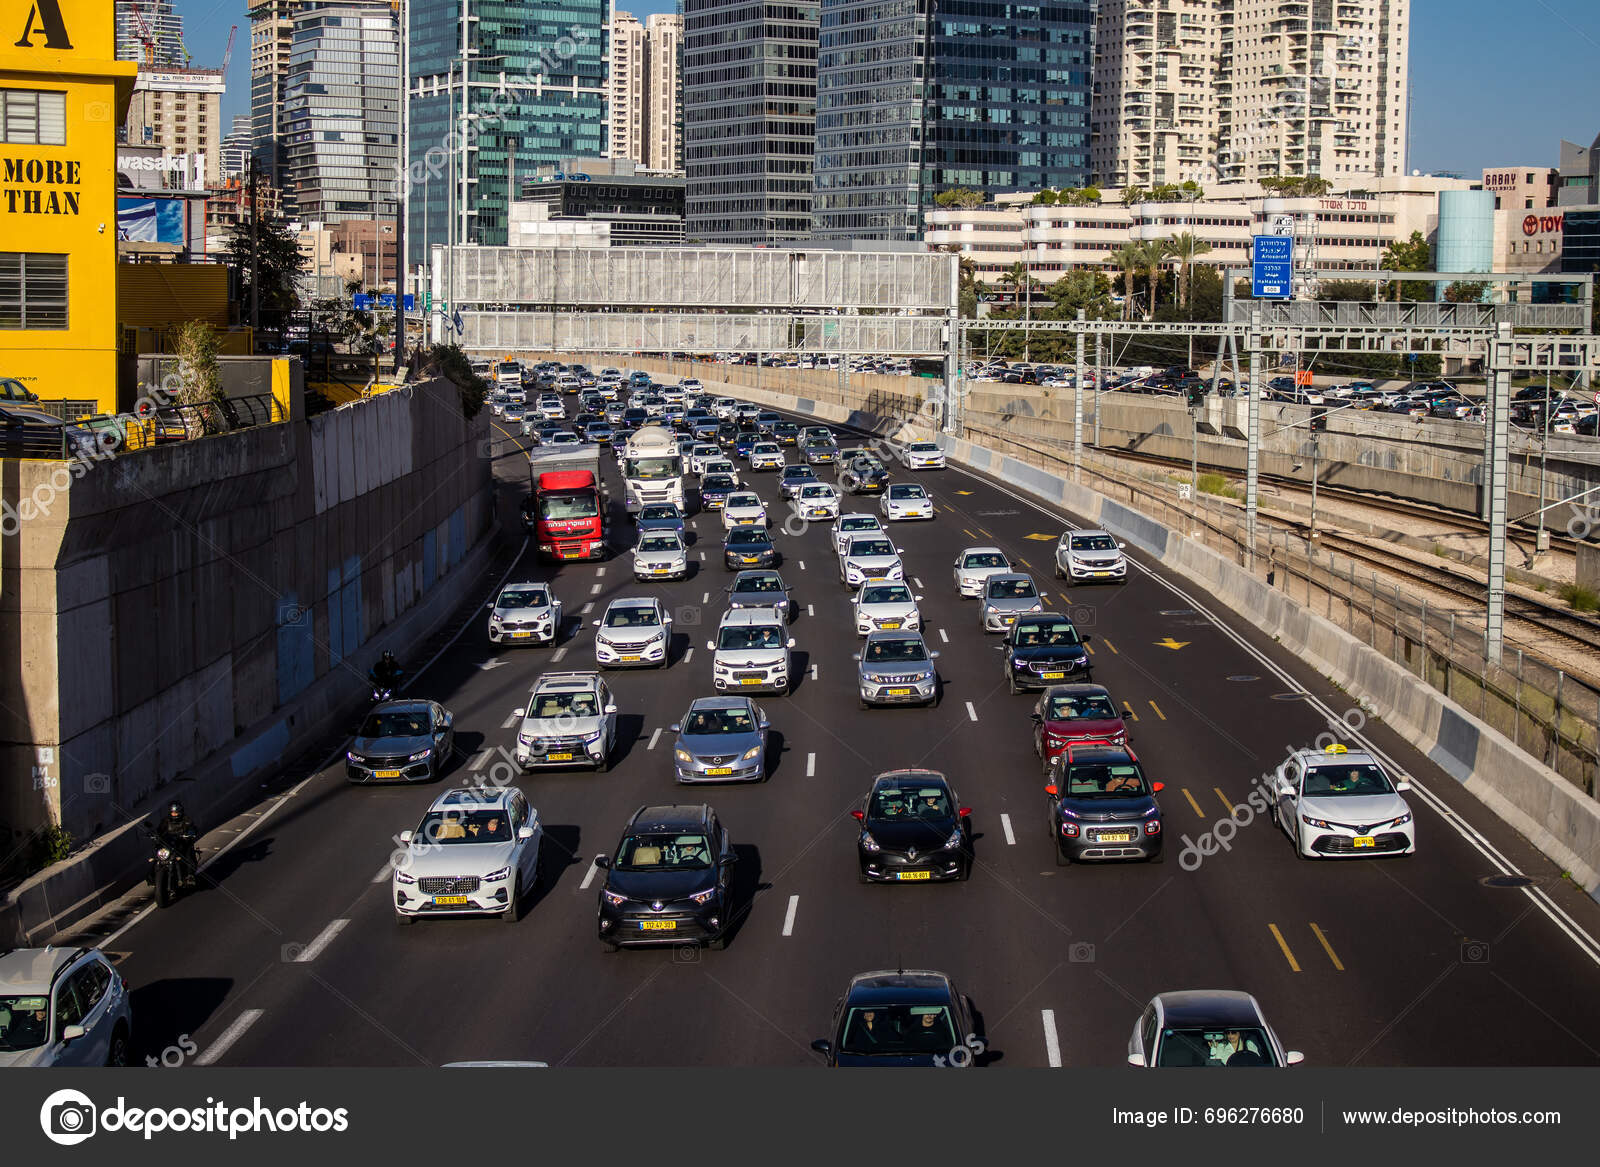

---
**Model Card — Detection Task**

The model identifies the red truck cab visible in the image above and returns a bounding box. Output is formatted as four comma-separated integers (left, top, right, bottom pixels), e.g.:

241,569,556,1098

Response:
528,469,606,561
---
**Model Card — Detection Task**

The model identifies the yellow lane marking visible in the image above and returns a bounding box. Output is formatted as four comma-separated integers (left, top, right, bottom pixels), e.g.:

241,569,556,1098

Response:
978,528,992,538
1016,557,1031,569
1148,700,1167,721
962,528,976,539
1059,592,1072,605
1024,533,1055,542
1041,594,1052,605
1103,639,1118,654
1084,642,1093,656
1268,924,1302,972
1122,701,1139,722
955,490,974,496
1182,788,1206,818
1212,787,1234,817
1310,924,1345,971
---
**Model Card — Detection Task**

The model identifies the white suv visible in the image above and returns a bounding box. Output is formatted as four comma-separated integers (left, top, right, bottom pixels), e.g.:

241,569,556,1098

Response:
0,946,133,1066
514,671,618,771
1054,529,1128,584
708,608,794,695
393,786,544,924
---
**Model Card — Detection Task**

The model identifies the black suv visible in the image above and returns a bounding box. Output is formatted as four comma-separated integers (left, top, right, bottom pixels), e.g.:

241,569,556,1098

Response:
998,613,1092,693
1045,745,1164,865
595,805,737,950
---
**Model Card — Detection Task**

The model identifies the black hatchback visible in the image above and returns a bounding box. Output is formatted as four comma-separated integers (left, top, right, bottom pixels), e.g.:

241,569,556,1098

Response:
595,804,737,950
812,970,980,1067
853,770,972,882
999,614,1092,693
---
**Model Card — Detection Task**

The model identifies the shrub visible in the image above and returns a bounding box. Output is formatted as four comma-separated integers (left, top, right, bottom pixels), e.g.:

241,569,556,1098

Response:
1557,583,1600,613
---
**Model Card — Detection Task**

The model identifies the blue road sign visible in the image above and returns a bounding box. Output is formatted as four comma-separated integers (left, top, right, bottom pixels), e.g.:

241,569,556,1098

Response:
353,294,415,311
1251,235,1294,299
352,293,373,310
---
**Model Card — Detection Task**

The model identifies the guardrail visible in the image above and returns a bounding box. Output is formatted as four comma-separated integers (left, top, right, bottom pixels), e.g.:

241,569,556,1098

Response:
0,393,283,461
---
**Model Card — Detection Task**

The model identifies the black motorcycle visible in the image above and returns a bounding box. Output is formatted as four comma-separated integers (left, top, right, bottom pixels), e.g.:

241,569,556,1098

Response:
148,832,198,908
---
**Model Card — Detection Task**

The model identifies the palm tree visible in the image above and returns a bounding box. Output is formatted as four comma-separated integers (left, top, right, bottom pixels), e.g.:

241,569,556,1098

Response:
1109,243,1144,321
1133,239,1172,318
1166,232,1212,310
1120,185,1147,209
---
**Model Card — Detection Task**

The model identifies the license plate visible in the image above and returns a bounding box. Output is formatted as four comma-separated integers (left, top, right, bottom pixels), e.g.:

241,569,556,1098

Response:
639,919,677,931
622,655,642,662
1352,836,1376,848
560,550,581,559
881,621,901,630
897,870,932,881
1098,832,1134,844
1042,671,1065,680
374,769,402,779
432,895,471,906
886,688,913,697
706,767,734,776
511,631,533,639
744,556,761,563
1003,616,1016,624
1094,571,1112,577
547,752,574,762
740,678,764,686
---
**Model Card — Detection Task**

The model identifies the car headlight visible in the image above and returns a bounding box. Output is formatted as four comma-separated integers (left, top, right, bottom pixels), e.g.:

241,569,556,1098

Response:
1392,812,1412,827
1028,603,1043,612
518,733,534,745
1301,814,1333,830
602,890,627,906
675,748,694,764
859,832,880,853
408,749,433,762
943,828,964,851
689,887,717,905
394,870,415,884
347,751,364,764
157,847,171,860
484,867,511,882
740,745,762,761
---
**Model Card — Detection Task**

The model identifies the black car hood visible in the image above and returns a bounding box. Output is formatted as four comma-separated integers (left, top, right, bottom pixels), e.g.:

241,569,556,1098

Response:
864,819,958,851
1057,794,1157,820
605,868,716,902
1010,643,1089,665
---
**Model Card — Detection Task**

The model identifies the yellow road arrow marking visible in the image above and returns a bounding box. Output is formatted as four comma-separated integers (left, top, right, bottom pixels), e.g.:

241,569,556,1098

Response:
1024,533,1055,541
1155,637,1189,650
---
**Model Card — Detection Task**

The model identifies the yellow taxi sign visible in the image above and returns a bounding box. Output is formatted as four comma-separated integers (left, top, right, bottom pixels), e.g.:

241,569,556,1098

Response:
1324,744,1348,754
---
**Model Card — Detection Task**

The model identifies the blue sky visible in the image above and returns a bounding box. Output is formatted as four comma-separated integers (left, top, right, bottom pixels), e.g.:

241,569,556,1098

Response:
179,0,1595,175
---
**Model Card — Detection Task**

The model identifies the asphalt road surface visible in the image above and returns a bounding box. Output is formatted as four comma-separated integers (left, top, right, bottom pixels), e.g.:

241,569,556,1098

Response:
70,391,1600,1069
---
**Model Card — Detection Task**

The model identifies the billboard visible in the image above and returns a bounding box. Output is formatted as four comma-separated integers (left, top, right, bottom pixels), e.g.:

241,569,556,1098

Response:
117,196,185,244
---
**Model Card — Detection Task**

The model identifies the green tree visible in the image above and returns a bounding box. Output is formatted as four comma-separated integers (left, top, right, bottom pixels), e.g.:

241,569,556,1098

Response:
1166,232,1212,309
1120,185,1147,208
1380,230,1433,301
1134,238,1173,317
1035,188,1060,205
174,319,228,435
934,187,985,209
1045,270,1116,321
221,213,307,331
1109,243,1144,321
1444,280,1491,303
424,343,489,419
1319,279,1374,301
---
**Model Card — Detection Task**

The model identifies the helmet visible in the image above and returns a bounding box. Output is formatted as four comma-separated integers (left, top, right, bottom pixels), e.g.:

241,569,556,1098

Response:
167,801,185,820
381,651,397,664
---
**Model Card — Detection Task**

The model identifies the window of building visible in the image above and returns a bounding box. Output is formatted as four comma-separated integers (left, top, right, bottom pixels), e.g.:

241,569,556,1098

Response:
0,253,69,330
0,89,67,146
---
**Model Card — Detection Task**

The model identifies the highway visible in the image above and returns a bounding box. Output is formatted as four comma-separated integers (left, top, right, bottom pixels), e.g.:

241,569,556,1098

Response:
70,390,1600,1069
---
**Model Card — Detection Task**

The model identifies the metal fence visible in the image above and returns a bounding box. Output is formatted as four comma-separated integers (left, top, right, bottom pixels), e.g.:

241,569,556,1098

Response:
456,311,950,356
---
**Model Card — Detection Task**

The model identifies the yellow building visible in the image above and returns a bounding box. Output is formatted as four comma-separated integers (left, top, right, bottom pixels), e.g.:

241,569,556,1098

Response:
1,1,137,411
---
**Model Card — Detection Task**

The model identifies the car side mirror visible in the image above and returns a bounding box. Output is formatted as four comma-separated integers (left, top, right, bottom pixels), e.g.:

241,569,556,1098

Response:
60,1024,86,1044
811,1039,833,1056
719,855,737,867
914,595,924,602
518,826,535,840
1044,784,1058,797
1286,1051,1305,1066
930,651,940,659
852,652,861,661
850,810,865,822
669,723,681,733
1030,712,1043,722
593,855,611,870
513,708,526,718
1119,542,1127,549
958,807,972,818
592,619,601,627
787,638,796,649
993,644,1004,651
1151,782,1165,793
1395,780,1412,792
603,704,618,715
398,830,414,844
1081,635,1092,643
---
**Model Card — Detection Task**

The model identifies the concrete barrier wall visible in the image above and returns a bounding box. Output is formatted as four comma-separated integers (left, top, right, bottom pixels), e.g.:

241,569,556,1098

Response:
0,379,494,938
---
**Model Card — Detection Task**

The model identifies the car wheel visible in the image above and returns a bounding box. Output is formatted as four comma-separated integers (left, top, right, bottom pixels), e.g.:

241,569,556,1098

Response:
106,1024,131,1067
959,856,972,881
930,685,942,709
859,696,870,710
1055,842,1071,867
601,938,620,952
1007,668,1020,695
1054,559,1064,579
501,875,523,922
1295,827,1311,859
706,934,727,951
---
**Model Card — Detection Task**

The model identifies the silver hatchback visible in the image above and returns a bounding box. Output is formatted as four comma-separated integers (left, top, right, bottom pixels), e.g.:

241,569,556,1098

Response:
979,573,1044,633
855,631,940,708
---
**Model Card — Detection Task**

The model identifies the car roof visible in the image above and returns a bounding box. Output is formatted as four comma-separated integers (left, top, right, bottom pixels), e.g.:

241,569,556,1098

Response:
427,786,516,812
844,969,956,1004
864,629,925,644
0,946,88,991
987,573,1034,585
960,545,1008,558
838,513,879,524
731,569,783,585
872,768,947,788
500,581,548,592
1065,529,1114,540
1042,683,1112,700
718,607,784,626
687,695,755,712
1064,745,1136,766
372,699,432,714
1298,745,1381,770
1155,990,1265,1028
606,597,660,610
628,804,713,831
530,671,601,693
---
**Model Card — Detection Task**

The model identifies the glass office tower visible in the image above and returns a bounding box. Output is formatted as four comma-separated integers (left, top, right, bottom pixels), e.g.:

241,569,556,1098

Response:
407,0,608,263
811,0,1096,241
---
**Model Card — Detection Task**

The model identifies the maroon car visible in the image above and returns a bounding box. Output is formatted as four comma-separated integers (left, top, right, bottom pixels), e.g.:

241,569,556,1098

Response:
1031,684,1128,774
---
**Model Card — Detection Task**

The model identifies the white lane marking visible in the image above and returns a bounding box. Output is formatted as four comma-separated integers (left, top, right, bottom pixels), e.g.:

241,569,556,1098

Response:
552,646,568,662
913,577,923,588
965,701,978,722
806,752,816,777
596,566,607,577
702,591,710,603
938,628,949,643
194,1009,263,1067
590,583,603,594
1000,813,1016,846
293,918,349,963
581,601,594,614
649,727,662,750
810,663,819,680
700,551,706,561
798,560,806,570
684,647,695,663
807,604,815,617
371,861,393,884
579,859,599,890
782,895,800,937
1042,1009,1062,1068
472,746,498,767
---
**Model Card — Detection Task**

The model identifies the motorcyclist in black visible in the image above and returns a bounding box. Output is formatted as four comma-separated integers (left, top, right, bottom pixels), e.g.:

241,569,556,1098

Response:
370,651,403,696
155,800,199,885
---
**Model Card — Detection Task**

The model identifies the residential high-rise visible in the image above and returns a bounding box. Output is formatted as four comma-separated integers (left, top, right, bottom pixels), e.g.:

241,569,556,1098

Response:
122,67,227,185
644,13,682,173
407,0,608,263
282,3,401,224
248,0,299,197
115,0,187,68
811,0,1096,241
220,113,253,180
683,0,817,244
1093,0,1411,189
608,12,647,167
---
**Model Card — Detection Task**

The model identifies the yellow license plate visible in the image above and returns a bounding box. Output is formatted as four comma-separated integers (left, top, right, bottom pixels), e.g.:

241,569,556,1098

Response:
1098,832,1134,844
744,556,761,563
1353,836,1376,848
881,621,901,630
432,895,471,905
547,752,574,762
1042,672,1065,680
740,678,763,686
560,550,582,559
512,631,533,638
1003,616,1016,624
639,919,677,930
897,870,932,881
622,655,641,662
706,767,734,776
886,688,913,697
374,769,402,778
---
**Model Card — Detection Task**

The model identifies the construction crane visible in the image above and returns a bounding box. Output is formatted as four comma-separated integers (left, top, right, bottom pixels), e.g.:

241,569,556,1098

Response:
127,2,157,68
221,25,237,73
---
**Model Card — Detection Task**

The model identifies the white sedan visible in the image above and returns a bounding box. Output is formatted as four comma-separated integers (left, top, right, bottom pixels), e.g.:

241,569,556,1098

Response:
1272,744,1416,858
881,482,935,521
722,491,768,530
792,482,841,521
852,581,923,636
898,441,946,470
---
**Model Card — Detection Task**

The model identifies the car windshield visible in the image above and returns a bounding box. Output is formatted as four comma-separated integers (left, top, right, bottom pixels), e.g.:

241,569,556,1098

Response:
1301,763,1394,797
1047,693,1118,720
539,493,598,520
753,444,779,454
784,468,813,479
624,456,679,480
839,1004,957,1056
640,506,679,522
728,495,761,509
414,809,512,845
861,585,912,605
963,553,1008,569
550,433,580,445
800,485,832,498
682,707,756,735
851,539,894,557
865,638,926,662
1014,622,1080,647
1070,535,1118,552
605,606,661,628
806,437,834,447
0,995,51,1052
988,578,1036,599
1158,1027,1276,1067
359,711,430,737
529,691,599,719
910,443,938,453
616,833,713,871
498,588,548,608
733,576,783,594
871,783,951,820
889,485,926,499
1063,762,1147,797
841,518,878,532
639,535,681,552
702,476,736,493
718,626,784,650
728,529,769,546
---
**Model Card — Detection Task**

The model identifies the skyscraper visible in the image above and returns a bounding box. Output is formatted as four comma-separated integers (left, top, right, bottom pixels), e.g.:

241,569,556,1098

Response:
608,12,647,167
683,0,817,244
1093,0,1410,189
220,113,254,180
282,3,401,224
811,0,1097,241
115,0,187,68
407,0,608,263
643,13,682,173
248,0,300,198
